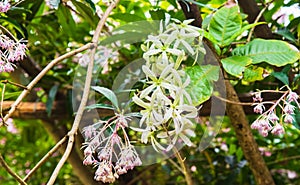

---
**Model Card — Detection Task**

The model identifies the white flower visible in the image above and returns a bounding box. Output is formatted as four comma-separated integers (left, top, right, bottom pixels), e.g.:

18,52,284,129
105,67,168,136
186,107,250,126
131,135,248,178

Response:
143,35,183,63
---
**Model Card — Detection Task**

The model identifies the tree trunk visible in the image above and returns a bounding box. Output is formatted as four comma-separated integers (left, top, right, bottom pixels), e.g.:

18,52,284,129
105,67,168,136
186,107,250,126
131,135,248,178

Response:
178,2,275,185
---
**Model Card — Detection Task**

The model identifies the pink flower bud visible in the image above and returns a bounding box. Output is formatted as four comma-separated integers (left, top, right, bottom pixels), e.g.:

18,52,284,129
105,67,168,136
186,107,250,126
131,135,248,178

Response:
271,124,285,135
287,92,299,102
253,104,265,114
284,114,294,123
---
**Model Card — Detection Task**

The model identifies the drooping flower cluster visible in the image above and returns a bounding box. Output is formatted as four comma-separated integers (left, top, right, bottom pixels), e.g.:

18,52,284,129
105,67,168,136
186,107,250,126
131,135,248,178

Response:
81,113,141,183
251,90,299,137
132,19,205,152
0,0,10,13
0,32,27,73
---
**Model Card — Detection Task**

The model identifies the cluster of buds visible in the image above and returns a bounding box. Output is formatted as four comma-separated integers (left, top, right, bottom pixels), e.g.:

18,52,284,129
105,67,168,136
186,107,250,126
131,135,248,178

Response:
0,33,27,73
251,89,299,137
0,0,10,13
81,113,141,183
131,19,206,152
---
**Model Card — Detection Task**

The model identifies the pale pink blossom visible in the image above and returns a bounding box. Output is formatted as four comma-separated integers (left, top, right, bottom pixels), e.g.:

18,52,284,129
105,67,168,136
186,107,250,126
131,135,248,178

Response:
253,103,265,114
0,0,10,13
271,124,285,135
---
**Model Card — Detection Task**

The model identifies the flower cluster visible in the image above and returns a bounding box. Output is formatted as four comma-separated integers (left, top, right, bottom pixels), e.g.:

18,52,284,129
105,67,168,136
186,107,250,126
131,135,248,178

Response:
251,90,299,137
132,19,205,152
0,0,10,13
0,33,27,73
81,113,141,183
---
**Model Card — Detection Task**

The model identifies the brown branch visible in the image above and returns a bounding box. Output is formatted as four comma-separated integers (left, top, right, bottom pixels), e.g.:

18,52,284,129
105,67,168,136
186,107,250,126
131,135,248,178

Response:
46,1,120,184
238,0,273,39
0,42,95,127
41,120,101,185
213,95,254,106
23,136,67,182
1,91,283,120
0,153,27,185
267,155,300,166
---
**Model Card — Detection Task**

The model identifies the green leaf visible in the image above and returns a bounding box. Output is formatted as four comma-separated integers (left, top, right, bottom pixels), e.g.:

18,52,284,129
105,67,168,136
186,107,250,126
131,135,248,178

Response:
101,32,149,45
209,5,242,47
275,29,296,43
91,86,119,110
56,4,76,38
228,22,265,42
110,13,145,22
149,9,165,20
46,84,59,117
185,65,219,105
232,38,300,67
72,0,99,27
221,56,252,78
85,0,96,12
4,91,22,100
236,147,244,162
0,17,25,37
293,108,300,129
271,72,289,85
101,21,159,45
229,144,236,155
243,65,264,82
85,103,115,110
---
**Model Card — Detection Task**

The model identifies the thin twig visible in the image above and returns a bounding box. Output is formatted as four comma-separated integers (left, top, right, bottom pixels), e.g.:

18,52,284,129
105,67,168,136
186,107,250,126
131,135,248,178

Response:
0,43,95,127
46,1,119,184
1,80,28,89
0,25,19,42
267,155,300,165
246,0,274,42
174,149,193,185
0,153,27,185
22,136,67,182
213,95,254,106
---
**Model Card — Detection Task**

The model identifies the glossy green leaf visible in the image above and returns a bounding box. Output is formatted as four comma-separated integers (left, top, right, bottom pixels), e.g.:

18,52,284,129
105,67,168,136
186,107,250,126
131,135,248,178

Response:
272,72,289,85
85,103,115,110
85,0,96,12
101,21,159,45
232,39,300,67
4,91,22,100
56,5,76,38
72,0,99,27
185,65,219,105
228,22,265,42
209,5,242,47
46,84,59,117
243,65,264,82
293,108,300,129
221,56,252,78
91,86,119,110
0,17,25,37
110,13,145,22
149,9,165,20
276,29,296,43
